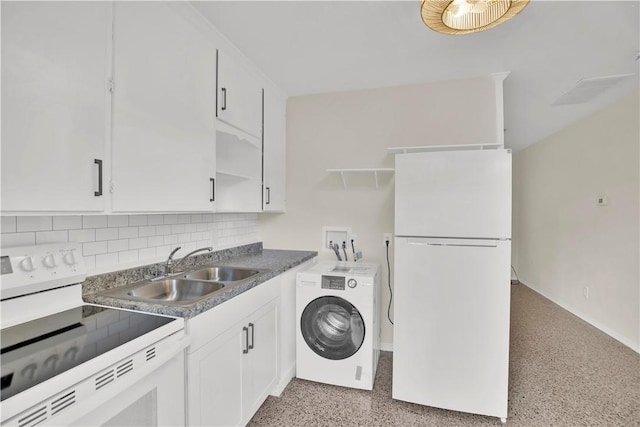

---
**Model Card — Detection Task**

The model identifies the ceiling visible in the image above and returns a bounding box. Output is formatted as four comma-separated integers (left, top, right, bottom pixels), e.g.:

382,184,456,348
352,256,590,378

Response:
192,1,640,151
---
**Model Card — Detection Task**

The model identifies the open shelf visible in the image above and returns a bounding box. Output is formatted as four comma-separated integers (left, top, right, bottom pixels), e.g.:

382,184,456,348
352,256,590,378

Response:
387,143,503,154
326,168,394,189
215,129,262,212
216,170,252,180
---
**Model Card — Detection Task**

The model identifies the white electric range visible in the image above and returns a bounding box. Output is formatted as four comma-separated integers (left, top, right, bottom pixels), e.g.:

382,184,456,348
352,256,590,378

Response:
1,243,188,426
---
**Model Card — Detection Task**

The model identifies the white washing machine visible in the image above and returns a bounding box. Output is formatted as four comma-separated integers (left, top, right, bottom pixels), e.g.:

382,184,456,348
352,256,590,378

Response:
296,261,381,390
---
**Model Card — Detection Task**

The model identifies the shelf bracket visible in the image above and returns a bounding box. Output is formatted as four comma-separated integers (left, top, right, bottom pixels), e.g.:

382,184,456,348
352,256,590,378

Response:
339,171,348,189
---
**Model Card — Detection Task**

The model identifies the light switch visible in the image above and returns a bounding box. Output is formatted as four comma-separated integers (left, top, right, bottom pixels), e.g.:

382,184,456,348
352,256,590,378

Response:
596,195,608,206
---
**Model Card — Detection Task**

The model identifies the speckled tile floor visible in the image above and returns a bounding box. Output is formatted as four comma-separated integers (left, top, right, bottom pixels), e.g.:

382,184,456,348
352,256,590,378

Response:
248,284,639,427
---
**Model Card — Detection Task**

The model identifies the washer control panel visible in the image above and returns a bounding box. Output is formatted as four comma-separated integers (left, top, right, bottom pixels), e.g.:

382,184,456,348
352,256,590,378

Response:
321,275,345,290
0,243,86,300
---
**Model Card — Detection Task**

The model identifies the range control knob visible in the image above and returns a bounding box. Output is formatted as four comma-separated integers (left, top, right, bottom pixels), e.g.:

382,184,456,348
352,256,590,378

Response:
347,278,358,288
62,251,77,266
19,257,35,272
42,254,57,269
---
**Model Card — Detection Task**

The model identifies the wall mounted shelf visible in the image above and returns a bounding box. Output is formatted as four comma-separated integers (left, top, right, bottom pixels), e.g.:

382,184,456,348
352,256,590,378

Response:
216,170,252,180
326,168,394,189
387,143,503,154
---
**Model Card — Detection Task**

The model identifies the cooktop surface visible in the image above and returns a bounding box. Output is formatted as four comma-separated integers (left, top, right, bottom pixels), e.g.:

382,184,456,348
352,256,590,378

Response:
1,305,175,401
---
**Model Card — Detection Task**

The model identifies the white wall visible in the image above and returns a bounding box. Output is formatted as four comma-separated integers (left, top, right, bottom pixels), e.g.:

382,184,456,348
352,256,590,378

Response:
514,91,640,351
0,213,260,275
260,77,499,348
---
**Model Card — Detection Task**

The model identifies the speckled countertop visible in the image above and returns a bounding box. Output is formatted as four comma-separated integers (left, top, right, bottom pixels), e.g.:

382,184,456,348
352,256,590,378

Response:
83,243,317,319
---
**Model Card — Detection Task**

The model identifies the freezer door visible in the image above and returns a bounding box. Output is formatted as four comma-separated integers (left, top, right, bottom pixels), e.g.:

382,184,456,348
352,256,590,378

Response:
392,237,511,419
395,150,511,238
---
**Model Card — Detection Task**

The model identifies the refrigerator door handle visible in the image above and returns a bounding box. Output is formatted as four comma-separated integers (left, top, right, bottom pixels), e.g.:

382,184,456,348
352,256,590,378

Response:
407,238,498,248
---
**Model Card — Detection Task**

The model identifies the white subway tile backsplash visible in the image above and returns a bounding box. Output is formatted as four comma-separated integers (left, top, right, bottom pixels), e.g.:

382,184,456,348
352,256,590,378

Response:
156,225,171,235
83,255,96,270
83,215,107,229
171,224,185,234
83,241,108,256
138,247,156,259
129,215,148,226
129,237,148,250
107,215,129,228
147,236,164,247
3,213,259,272
69,229,96,243
138,226,156,237
108,239,128,253
1,232,36,247
17,216,52,232
147,215,164,225
156,245,174,258
118,227,138,239
96,253,119,268
118,250,139,264
1,216,17,233
164,234,178,245
53,216,82,230
96,228,118,241
35,230,68,245
163,215,178,225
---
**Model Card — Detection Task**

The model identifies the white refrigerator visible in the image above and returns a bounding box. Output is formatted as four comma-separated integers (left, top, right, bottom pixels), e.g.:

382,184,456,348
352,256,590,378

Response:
391,149,512,422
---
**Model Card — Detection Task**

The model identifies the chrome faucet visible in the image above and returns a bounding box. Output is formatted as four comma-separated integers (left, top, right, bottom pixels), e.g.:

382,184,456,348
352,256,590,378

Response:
164,246,213,275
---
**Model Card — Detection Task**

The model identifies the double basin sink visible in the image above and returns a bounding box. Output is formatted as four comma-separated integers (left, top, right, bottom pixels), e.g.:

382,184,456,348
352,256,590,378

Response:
100,266,267,307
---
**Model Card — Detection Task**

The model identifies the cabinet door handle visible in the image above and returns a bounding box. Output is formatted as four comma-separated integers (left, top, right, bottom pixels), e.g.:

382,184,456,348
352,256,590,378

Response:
210,178,215,202
221,88,227,111
94,159,103,197
265,187,270,205
248,323,254,350
242,326,249,354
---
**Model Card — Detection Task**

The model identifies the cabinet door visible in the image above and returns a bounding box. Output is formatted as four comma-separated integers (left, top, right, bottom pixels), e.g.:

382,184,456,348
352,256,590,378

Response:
242,301,278,423
111,2,217,212
217,50,263,138
1,1,110,212
262,88,287,212
189,325,244,427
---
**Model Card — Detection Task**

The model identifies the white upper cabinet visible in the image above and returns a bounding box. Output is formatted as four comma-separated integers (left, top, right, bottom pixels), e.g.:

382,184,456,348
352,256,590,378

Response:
111,2,217,212
1,2,111,212
217,50,263,138
262,88,287,212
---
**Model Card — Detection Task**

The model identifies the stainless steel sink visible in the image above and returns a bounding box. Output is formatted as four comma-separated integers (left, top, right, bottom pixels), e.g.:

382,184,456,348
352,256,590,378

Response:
102,278,225,306
183,266,261,283
99,266,267,306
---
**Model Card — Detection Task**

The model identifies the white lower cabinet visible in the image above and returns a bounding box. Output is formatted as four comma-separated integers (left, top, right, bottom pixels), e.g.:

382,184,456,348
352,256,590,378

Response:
187,277,280,426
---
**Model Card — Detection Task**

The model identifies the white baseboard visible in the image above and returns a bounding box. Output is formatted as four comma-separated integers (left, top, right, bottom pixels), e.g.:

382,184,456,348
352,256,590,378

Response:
520,280,640,354
380,341,393,352
271,363,296,397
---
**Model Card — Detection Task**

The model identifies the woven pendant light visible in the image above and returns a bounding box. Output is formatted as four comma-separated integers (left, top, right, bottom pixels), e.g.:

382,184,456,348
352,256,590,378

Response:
421,0,530,35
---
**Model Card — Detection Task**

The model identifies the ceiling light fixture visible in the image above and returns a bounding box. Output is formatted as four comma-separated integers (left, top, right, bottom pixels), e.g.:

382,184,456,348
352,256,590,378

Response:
421,0,530,35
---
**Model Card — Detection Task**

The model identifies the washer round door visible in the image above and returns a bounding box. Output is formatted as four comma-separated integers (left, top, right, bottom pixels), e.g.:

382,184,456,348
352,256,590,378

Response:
300,296,365,360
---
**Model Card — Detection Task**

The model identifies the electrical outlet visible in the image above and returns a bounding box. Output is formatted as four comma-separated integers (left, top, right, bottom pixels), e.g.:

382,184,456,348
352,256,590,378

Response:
384,233,392,246
583,287,589,299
